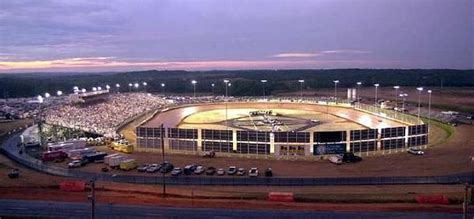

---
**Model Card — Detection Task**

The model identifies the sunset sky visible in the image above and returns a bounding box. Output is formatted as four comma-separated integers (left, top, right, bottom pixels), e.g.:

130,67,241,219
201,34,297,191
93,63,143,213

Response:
0,0,472,73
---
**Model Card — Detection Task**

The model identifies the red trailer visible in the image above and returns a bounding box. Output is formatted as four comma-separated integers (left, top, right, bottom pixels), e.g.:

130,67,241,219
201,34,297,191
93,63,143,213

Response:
41,150,67,162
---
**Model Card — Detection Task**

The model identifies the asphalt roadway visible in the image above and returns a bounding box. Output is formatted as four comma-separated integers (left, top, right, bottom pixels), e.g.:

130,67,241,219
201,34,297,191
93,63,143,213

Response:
0,199,469,219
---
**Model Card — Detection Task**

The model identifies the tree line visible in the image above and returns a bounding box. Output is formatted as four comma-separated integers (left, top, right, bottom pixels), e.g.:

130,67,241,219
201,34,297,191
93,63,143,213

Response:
0,69,472,98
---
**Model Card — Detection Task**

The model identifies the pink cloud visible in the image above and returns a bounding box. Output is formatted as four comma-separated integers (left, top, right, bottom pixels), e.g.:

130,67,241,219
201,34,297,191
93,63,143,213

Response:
271,53,320,58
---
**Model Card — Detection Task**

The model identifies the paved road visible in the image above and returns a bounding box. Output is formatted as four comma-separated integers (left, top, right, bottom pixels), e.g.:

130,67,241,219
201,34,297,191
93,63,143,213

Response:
0,199,469,219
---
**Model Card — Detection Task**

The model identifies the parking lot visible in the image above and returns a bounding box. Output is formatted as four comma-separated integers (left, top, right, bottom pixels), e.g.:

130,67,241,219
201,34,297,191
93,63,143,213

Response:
49,122,473,179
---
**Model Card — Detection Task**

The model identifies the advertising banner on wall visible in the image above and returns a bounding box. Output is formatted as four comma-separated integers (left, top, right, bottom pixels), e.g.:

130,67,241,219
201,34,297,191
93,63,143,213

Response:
313,143,346,155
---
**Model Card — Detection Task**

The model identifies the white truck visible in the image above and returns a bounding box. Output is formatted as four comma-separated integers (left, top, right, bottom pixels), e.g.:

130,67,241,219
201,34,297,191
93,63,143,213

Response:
109,155,127,168
104,153,120,165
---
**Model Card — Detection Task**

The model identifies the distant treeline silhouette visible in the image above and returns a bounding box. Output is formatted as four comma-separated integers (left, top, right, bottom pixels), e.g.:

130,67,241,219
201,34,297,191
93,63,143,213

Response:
1,69,473,98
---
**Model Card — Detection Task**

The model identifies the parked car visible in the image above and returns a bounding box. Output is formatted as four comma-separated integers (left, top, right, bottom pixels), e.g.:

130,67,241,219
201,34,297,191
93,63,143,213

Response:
137,164,150,172
203,150,216,158
227,166,237,175
146,164,161,173
206,167,216,175
68,160,82,168
184,164,197,175
237,168,246,176
249,168,259,177
171,167,183,176
329,155,343,165
8,169,19,179
160,162,174,173
194,165,205,175
407,148,424,155
216,168,225,176
264,168,273,177
342,152,362,163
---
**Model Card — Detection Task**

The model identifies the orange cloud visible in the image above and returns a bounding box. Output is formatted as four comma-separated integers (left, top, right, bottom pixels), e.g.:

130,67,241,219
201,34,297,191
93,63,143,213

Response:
0,57,322,71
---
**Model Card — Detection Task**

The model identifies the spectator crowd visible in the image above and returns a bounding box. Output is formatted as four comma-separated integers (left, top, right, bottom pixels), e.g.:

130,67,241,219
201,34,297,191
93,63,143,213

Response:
43,93,165,137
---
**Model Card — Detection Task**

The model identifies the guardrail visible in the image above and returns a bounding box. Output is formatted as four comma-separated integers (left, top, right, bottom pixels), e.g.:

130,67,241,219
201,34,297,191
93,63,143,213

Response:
2,130,472,186
356,103,423,125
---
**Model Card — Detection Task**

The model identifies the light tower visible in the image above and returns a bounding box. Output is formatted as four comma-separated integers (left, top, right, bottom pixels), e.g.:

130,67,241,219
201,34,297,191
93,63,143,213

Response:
161,83,165,95
374,83,380,106
260,79,267,99
393,85,400,108
356,82,362,104
416,87,424,119
298,79,305,100
427,90,432,125
143,82,147,92
333,80,339,101
191,80,197,97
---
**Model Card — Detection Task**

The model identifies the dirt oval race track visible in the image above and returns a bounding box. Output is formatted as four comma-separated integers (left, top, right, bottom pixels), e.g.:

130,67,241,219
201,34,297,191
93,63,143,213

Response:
142,102,408,130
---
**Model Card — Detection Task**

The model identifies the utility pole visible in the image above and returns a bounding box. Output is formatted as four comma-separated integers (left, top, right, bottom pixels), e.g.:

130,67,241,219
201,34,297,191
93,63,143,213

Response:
88,179,96,219
161,124,166,198
463,183,470,219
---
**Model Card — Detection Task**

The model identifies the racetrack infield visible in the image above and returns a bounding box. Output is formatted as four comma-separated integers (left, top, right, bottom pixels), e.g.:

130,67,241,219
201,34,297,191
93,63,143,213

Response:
142,102,409,130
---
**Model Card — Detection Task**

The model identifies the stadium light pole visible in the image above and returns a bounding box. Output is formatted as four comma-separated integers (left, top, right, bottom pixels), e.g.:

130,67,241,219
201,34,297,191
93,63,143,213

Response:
417,87,424,119
298,79,304,100
161,83,165,96
37,95,44,145
427,90,432,126
134,83,139,91
98,86,102,91
223,79,230,126
223,79,230,97
191,80,197,97
128,83,132,92
393,86,400,108
400,93,407,111
333,80,339,101
73,86,79,94
261,79,267,99
106,85,110,91
56,90,63,96
356,82,362,104
92,87,97,92
115,84,120,93
81,88,86,93
143,82,147,92
374,84,379,106
211,83,215,96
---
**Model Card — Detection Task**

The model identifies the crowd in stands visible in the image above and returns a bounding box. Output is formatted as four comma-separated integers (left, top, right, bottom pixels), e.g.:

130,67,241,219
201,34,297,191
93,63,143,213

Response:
43,93,165,137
